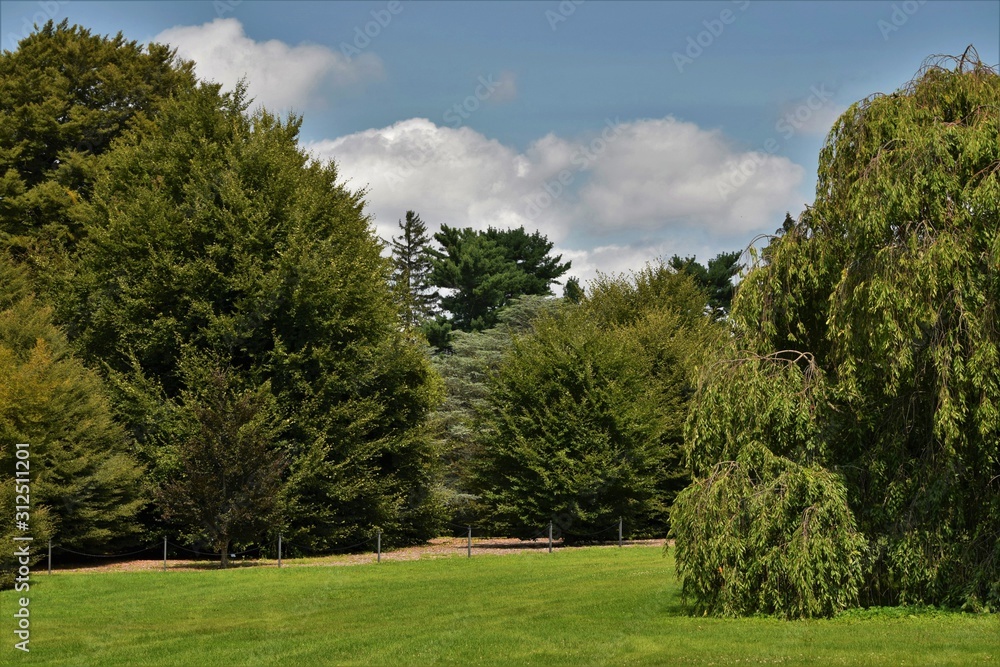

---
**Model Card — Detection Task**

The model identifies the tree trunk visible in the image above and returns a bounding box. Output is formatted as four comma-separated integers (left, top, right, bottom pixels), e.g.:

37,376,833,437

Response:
219,540,229,569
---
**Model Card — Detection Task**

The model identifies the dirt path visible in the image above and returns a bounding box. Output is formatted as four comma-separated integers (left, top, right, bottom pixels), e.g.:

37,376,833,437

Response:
49,537,669,574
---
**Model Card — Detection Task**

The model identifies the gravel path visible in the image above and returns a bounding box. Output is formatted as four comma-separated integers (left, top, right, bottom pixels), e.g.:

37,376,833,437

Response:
49,537,669,574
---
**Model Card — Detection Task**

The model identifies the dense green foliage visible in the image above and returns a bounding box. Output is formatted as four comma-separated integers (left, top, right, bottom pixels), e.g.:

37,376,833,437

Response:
3,548,996,666
5,20,995,627
63,80,443,550
429,225,570,331
0,254,144,587
0,22,444,562
0,20,196,294
430,295,561,523
476,265,721,540
674,52,1000,615
672,441,866,618
668,251,743,318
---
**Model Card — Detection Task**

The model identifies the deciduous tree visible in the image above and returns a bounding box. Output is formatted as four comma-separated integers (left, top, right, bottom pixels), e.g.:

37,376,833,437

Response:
475,265,720,540
67,81,444,550
0,20,196,295
156,359,286,569
674,49,1000,615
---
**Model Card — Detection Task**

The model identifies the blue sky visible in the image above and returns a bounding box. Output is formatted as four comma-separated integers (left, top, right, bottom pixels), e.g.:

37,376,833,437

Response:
3,0,998,284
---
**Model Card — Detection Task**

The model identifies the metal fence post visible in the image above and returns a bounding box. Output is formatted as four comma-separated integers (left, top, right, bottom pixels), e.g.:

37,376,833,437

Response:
377,529,381,563
163,536,167,572
48,538,52,575
467,526,472,558
619,517,623,548
278,534,282,568
548,521,553,553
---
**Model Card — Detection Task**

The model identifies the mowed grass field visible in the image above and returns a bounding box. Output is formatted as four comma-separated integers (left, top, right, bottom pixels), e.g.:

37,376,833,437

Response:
2,546,997,666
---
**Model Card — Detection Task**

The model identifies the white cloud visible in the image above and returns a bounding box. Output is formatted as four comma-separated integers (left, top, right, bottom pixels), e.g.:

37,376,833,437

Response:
308,118,543,244
794,103,848,137
574,118,804,238
153,18,383,112
306,116,804,286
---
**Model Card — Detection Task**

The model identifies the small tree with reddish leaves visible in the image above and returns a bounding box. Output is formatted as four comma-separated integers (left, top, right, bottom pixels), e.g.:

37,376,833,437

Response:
157,361,286,569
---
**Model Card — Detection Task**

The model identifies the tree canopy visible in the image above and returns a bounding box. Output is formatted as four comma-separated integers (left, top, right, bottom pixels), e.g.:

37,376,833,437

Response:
429,225,570,331
429,295,563,523
475,264,723,540
672,50,1000,616
0,253,145,571
0,20,196,293
65,80,444,550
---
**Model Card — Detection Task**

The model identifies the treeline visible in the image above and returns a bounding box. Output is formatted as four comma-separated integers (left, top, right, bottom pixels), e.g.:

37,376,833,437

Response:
0,21,738,581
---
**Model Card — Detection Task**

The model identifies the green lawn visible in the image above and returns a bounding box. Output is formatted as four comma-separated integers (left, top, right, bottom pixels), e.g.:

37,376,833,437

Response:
2,546,997,666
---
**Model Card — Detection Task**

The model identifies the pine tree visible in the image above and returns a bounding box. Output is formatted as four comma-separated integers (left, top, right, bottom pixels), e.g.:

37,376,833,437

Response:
390,211,437,328
667,251,742,318
429,225,570,331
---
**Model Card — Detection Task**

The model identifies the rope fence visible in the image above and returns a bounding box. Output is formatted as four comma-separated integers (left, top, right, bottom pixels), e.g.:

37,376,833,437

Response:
39,517,636,573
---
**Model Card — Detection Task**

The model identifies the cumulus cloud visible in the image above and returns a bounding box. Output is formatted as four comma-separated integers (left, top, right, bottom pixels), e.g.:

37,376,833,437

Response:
308,118,541,243
306,115,804,286
556,240,720,282
574,118,804,238
154,18,383,112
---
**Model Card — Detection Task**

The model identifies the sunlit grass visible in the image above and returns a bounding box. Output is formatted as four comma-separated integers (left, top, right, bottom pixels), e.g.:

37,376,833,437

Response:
3,546,997,665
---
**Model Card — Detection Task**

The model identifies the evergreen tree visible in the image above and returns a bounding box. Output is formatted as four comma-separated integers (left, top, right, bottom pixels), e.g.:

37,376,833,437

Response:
390,211,437,328
562,277,584,304
429,225,570,331
668,251,742,318
429,295,562,523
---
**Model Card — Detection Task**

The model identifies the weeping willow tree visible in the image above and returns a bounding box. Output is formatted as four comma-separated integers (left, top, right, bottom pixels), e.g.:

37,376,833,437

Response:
672,48,1000,616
